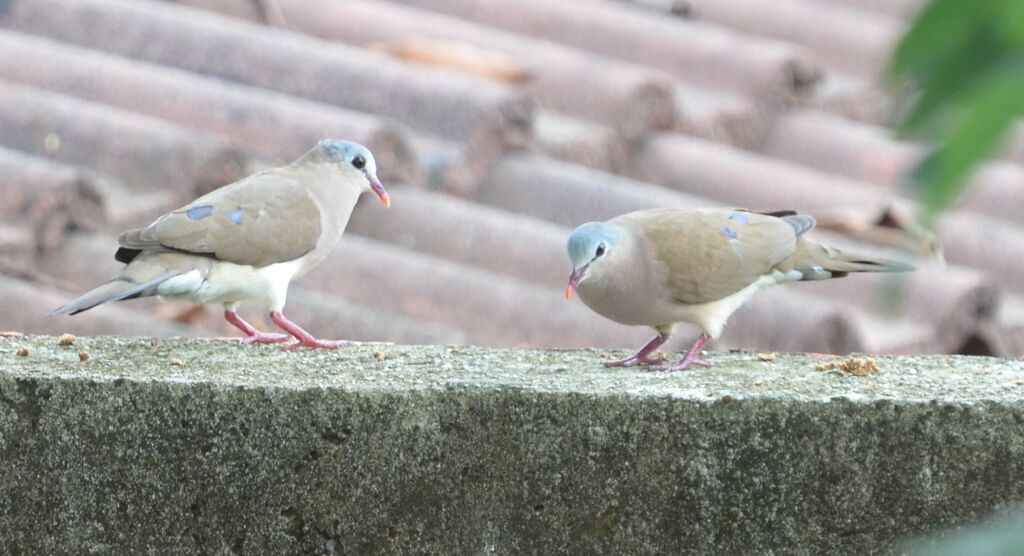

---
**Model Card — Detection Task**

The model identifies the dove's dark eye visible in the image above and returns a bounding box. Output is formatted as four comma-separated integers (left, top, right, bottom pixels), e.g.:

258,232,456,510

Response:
595,243,606,258
352,155,366,170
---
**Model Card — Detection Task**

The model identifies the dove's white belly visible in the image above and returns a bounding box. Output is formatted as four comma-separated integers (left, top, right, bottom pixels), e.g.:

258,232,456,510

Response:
158,259,304,311
662,269,803,338
578,269,802,339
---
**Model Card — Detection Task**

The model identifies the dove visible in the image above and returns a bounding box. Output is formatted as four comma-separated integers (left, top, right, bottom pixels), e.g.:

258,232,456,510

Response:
565,208,914,370
50,139,390,350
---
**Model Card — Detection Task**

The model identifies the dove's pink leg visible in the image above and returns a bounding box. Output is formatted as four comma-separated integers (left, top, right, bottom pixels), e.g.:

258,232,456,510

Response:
656,332,714,371
270,311,348,350
605,332,670,367
224,310,290,344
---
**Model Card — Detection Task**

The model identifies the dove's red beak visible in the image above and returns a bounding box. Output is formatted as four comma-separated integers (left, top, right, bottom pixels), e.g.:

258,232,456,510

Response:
369,174,390,208
565,265,588,301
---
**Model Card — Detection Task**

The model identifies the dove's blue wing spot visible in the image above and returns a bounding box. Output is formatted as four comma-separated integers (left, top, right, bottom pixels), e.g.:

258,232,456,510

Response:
186,205,214,220
229,207,244,225
720,225,738,239
728,212,749,224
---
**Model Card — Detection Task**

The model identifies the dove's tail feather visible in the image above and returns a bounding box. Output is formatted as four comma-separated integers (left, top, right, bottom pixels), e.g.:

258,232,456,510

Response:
785,239,915,281
48,271,180,316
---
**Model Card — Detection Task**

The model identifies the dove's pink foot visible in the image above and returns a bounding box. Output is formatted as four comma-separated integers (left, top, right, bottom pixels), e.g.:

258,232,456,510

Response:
224,310,290,344
270,310,349,351
653,332,714,371
605,332,670,368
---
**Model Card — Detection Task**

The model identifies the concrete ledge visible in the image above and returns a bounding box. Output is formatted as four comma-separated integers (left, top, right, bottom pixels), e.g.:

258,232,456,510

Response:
2,336,1023,554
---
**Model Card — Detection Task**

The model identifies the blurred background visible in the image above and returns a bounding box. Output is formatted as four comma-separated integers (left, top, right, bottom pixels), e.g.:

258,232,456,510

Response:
1,0,1021,356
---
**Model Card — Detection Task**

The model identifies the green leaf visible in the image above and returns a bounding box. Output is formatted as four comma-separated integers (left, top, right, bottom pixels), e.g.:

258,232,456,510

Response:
996,0,1024,45
890,0,990,81
893,0,1024,223
897,25,1002,138
912,61,1024,219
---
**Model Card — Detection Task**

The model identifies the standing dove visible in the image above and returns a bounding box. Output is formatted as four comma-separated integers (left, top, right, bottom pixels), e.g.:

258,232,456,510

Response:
565,208,914,370
51,139,390,350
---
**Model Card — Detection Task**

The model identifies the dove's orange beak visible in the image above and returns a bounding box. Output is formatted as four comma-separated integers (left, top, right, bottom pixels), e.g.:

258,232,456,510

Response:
565,265,588,301
368,174,390,208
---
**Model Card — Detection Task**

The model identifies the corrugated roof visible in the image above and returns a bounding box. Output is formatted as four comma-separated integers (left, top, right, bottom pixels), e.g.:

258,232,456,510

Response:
0,0,1020,356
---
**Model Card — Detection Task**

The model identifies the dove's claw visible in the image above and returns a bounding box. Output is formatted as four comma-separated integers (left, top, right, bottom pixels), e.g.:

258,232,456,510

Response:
604,332,670,368
225,310,289,345
270,311,349,351
282,338,348,351
651,332,713,372
242,332,290,344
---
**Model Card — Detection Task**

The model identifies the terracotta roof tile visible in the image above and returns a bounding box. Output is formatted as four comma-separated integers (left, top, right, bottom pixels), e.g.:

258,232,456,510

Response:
409,137,475,194
348,186,568,290
985,294,1024,356
630,132,895,213
300,235,652,349
476,154,710,227
0,0,1018,355
701,283,931,354
34,232,129,292
938,213,1024,299
283,287,470,345
760,110,919,185
0,0,534,151
100,188,185,231
621,0,926,22
0,146,104,252
716,288,864,354
808,0,926,20
0,30,422,185
674,85,774,147
391,0,822,99
761,110,1024,222
685,0,904,79
0,80,244,201
167,0,675,143
800,265,1000,353
0,224,34,273
811,76,895,126
532,112,627,173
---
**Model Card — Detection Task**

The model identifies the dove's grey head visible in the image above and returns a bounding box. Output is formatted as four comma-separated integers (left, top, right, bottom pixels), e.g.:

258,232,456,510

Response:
565,222,621,300
314,139,390,207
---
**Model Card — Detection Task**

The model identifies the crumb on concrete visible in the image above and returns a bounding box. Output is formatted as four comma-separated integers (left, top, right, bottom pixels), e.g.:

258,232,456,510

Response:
170,358,186,367
756,352,777,362
79,350,90,362
16,346,30,357
58,333,77,346
816,356,879,377
373,350,387,362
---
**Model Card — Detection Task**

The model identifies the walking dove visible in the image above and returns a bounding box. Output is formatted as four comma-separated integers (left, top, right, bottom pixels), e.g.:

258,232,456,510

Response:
50,139,390,350
565,208,914,370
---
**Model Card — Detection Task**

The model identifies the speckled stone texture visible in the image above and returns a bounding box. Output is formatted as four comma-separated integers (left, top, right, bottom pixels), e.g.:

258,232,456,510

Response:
1,336,1023,554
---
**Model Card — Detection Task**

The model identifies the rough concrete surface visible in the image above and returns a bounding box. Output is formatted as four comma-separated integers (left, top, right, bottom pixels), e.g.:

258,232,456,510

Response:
1,336,1023,554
